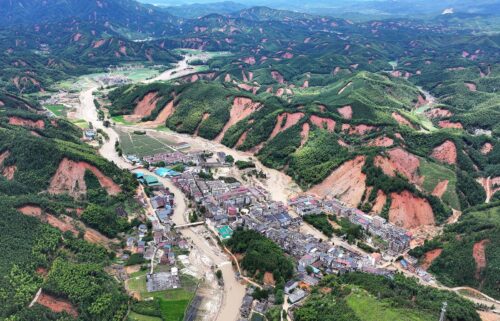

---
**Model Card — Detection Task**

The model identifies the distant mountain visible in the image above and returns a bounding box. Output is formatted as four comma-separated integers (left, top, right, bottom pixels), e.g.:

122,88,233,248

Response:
163,1,248,19
0,0,179,35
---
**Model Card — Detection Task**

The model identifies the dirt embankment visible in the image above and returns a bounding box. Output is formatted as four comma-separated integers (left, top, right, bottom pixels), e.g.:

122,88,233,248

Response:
235,131,248,148
389,190,435,229
464,82,477,92
369,136,394,147
35,291,78,318
215,97,261,142
438,120,463,129
269,112,304,140
49,158,121,198
477,176,500,203
371,190,387,214
421,248,442,270
374,148,422,186
337,105,352,119
271,71,284,84
300,123,310,147
9,116,45,129
480,143,493,155
125,92,159,122
17,205,79,235
391,112,414,128
425,108,452,119
194,112,210,136
431,140,457,165
344,124,376,135
0,150,16,180
309,156,366,207
310,115,335,132
472,239,490,280
432,180,449,198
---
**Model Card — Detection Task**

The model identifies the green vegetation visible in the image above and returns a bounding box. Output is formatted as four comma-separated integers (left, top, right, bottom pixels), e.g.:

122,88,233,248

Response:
411,202,500,299
303,214,334,237
294,273,480,321
226,229,294,282
45,104,66,117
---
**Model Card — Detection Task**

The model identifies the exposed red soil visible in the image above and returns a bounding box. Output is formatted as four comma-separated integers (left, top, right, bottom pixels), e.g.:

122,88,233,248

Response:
310,115,335,132
371,190,387,214
269,112,304,140
271,71,285,84
238,83,259,95
49,158,121,198
338,81,352,95
224,74,231,82
480,143,493,155
301,80,309,88
369,136,394,147
0,150,10,166
438,120,463,129
348,124,376,135
333,67,341,75
3,165,16,180
194,112,210,136
242,57,256,65
9,116,45,129
338,139,349,147
391,112,413,127
125,92,159,121
477,176,500,203
275,88,285,97
395,133,404,141
73,33,82,42
337,105,352,119
263,272,275,286
282,52,294,59
415,95,429,108
84,228,112,247
309,156,366,207
235,131,248,148
464,82,477,92
36,292,78,318
432,180,449,198
153,99,175,124
389,190,435,229
300,123,310,147
36,267,48,277
0,100,4,107
425,108,452,119
430,140,457,165
17,205,78,235
93,39,106,48
374,148,422,185
304,37,311,43
421,248,442,270
215,97,261,142
472,239,490,279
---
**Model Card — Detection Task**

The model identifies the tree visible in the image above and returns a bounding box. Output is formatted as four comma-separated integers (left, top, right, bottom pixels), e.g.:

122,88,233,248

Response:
225,155,235,164
216,270,223,280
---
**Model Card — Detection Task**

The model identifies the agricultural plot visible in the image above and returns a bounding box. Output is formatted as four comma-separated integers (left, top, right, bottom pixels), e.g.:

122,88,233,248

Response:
346,289,435,321
45,104,66,117
117,129,175,157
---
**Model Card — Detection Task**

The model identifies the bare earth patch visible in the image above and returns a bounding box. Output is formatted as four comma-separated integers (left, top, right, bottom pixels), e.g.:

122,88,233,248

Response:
271,71,284,84
300,123,310,147
194,112,210,136
348,124,376,135
125,92,159,122
371,190,387,214
472,239,490,280
431,140,457,165
389,190,435,229
480,143,493,155
464,82,477,92
421,248,442,270
425,108,452,119
438,120,463,129
375,148,422,185
369,136,394,147
391,112,414,127
17,205,78,235
9,116,45,129
35,291,78,318
310,115,335,132
235,131,248,148
49,158,121,198
337,105,352,119
263,272,275,286
432,180,449,198
269,113,304,140
3,165,16,180
309,156,366,207
215,97,261,142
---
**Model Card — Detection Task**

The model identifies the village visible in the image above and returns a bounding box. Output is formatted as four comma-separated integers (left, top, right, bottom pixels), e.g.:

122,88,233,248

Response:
124,148,435,320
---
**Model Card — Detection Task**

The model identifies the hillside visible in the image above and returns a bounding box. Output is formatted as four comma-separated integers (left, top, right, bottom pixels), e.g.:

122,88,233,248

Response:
0,94,137,320
410,202,500,299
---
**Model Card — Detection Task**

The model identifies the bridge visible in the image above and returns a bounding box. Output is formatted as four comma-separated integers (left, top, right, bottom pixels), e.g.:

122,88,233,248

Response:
174,222,205,229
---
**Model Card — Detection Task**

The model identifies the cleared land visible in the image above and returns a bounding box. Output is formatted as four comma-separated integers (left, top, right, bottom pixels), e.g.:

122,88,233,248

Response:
117,128,175,157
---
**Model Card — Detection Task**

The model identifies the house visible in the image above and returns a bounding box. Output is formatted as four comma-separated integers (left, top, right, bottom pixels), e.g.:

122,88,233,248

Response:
288,289,307,304
284,280,298,294
143,175,161,187
240,295,254,318
84,129,96,140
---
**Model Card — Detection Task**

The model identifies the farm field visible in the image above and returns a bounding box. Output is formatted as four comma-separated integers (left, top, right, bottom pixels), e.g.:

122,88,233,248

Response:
346,289,435,321
117,128,175,157
45,104,66,117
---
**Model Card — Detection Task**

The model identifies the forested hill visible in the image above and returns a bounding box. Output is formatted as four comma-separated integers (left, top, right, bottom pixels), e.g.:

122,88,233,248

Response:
0,94,138,320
